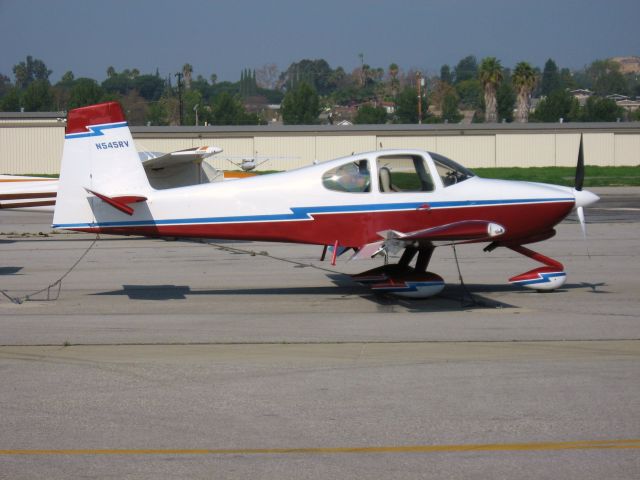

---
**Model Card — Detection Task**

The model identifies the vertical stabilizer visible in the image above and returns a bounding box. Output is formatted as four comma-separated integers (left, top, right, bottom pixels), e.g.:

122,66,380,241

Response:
53,102,151,228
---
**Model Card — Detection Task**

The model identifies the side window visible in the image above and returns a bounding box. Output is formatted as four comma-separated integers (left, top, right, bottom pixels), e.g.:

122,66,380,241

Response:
377,155,434,193
322,160,371,193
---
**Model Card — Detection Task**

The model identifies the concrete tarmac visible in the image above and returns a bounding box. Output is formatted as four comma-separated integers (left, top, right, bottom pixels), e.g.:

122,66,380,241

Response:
0,188,639,479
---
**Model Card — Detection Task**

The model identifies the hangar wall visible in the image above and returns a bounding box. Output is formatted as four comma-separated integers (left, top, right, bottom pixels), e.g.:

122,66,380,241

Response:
1,112,639,174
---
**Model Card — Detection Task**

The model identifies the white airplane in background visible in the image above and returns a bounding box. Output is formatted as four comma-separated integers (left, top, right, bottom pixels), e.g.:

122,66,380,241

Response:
52,102,599,298
222,153,297,172
0,145,253,212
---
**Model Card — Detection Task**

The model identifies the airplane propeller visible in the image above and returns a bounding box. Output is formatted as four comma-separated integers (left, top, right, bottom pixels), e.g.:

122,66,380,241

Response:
572,134,599,256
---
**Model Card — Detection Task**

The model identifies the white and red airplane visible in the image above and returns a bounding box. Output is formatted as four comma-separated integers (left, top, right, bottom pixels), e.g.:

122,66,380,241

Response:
52,102,599,298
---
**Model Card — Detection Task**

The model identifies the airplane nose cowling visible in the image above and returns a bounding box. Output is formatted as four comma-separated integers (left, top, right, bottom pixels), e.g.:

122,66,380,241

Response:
574,189,599,208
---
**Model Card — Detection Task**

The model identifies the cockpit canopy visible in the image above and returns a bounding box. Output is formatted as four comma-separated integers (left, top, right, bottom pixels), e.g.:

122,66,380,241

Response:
321,151,474,193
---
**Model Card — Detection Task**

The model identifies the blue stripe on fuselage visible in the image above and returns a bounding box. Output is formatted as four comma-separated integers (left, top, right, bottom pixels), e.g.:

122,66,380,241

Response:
52,197,574,229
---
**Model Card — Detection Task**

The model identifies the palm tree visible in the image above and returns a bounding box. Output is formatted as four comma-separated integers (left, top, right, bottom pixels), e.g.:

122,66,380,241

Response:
182,63,193,90
478,57,503,122
512,61,537,123
388,63,399,98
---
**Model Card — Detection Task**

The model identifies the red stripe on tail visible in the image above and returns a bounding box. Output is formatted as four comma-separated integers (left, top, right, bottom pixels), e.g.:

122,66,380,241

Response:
66,102,125,135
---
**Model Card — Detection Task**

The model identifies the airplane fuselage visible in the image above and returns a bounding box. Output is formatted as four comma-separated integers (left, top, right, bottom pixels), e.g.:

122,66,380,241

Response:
54,149,575,248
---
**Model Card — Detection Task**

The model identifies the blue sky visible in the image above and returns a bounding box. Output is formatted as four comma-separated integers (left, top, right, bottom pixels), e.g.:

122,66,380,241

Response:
1,0,638,83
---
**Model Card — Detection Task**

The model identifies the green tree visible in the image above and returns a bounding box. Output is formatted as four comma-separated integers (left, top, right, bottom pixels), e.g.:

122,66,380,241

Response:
478,57,503,122
280,59,334,95
354,104,387,124
455,79,482,109
146,100,170,126
210,92,262,125
13,56,51,89
440,64,453,84
496,81,515,122
21,79,53,111
67,78,104,109
540,59,561,96
580,96,623,121
240,68,258,97
281,81,320,124
394,86,428,123
530,89,579,122
182,89,202,125
0,87,22,111
58,71,75,89
587,60,629,96
440,90,462,123
134,74,165,101
559,68,576,90
102,72,134,96
454,55,477,84
0,73,11,98
512,61,537,122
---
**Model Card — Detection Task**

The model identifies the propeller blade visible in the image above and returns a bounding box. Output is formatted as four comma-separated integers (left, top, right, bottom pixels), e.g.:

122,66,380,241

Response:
575,134,584,192
577,206,586,238
576,206,591,258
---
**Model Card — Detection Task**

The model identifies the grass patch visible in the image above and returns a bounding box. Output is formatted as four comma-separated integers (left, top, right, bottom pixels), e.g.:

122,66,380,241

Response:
474,166,640,187
19,173,59,178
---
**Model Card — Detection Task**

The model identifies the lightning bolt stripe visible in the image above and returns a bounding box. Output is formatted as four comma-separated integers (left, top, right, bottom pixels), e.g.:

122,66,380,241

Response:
511,271,567,286
64,122,128,139
53,198,574,229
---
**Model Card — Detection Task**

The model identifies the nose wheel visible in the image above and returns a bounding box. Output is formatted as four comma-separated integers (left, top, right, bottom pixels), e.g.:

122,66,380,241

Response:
507,245,566,291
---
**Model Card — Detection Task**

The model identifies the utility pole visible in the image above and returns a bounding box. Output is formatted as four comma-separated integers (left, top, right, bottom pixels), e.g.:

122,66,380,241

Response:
175,72,184,126
416,72,423,124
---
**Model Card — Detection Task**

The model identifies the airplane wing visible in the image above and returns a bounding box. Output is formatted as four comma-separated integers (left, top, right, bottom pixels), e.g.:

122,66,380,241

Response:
0,175,58,211
141,146,222,170
382,220,505,242
352,220,505,260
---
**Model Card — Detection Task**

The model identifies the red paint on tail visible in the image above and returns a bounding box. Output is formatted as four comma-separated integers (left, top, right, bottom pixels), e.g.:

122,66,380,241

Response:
66,102,125,135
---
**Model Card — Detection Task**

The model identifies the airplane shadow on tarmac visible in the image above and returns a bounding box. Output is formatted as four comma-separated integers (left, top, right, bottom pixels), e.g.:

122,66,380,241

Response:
0,266,23,275
91,274,608,312
92,283,512,312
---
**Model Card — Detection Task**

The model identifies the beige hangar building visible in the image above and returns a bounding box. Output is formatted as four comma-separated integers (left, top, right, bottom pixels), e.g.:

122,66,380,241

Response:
1,111,639,175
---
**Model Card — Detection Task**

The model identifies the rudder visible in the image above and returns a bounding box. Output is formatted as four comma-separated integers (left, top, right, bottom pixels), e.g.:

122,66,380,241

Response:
53,102,151,229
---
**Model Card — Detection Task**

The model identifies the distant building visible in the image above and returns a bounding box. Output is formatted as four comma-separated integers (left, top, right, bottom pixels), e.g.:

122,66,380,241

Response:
570,89,594,106
380,101,396,114
615,99,640,113
322,105,357,125
606,94,629,102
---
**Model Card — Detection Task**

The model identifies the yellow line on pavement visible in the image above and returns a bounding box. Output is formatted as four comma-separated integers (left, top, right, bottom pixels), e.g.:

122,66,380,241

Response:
2,439,640,456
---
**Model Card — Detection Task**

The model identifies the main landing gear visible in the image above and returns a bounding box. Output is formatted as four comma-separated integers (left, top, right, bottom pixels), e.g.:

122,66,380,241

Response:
351,246,445,298
350,241,567,298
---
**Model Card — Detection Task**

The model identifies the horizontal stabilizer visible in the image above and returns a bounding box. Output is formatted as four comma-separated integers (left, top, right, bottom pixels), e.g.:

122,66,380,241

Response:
85,188,147,216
